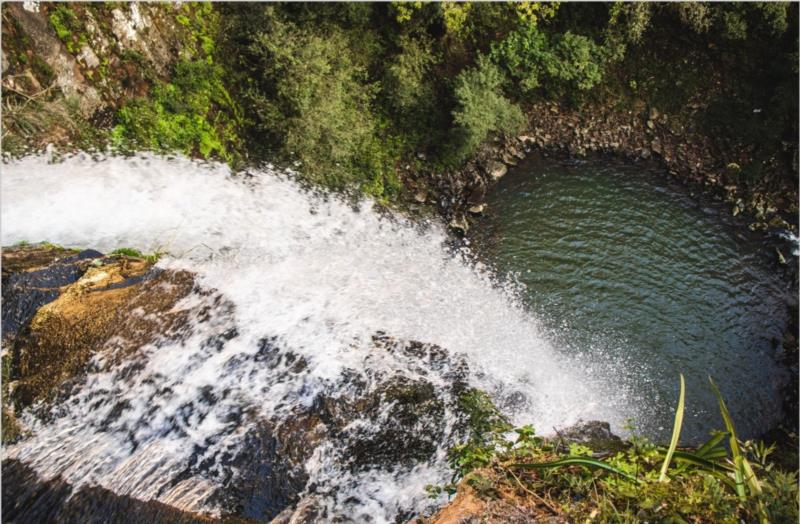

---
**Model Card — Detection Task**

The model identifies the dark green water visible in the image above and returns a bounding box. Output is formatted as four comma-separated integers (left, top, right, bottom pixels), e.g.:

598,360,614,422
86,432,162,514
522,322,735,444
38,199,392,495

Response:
473,156,792,443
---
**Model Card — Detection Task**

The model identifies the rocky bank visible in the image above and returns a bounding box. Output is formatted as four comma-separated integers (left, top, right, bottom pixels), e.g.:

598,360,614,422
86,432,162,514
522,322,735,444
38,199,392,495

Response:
405,100,798,243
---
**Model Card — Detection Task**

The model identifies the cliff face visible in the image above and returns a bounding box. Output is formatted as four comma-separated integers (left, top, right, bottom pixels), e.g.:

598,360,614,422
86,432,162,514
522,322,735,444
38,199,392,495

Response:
1,2,195,153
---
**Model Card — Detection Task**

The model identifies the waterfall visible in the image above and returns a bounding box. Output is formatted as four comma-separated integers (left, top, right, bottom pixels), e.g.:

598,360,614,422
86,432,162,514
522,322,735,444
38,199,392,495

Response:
1,153,635,521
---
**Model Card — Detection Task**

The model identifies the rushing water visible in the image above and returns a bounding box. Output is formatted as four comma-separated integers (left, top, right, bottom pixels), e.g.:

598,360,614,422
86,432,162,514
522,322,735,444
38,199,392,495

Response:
2,153,642,522
472,155,793,444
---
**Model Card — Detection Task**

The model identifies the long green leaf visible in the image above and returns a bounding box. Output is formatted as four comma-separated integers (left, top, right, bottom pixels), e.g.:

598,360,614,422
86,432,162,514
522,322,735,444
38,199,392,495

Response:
659,373,685,481
510,456,637,481
695,431,729,460
671,450,733,473
709,377,762,499
670,451,737,490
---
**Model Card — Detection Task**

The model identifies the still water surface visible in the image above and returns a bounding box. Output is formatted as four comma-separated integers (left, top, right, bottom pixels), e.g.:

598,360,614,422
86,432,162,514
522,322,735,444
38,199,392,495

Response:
473,156,791,443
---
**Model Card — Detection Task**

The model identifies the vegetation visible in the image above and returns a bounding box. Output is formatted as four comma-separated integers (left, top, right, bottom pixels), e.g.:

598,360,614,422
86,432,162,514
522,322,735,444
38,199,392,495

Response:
434,379,798,522
450,56,525,163
110,4,244,165
214,2,796,197
6,3,798,200
49,4,87,54
110,247,163,263
110,59,242,163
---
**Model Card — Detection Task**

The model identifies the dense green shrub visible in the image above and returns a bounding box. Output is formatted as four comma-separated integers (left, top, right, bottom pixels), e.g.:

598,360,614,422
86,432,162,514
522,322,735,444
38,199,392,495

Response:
111,60,241,163
451,56,525,162
490,23,606,97
383,36,437,116
241,11,396,195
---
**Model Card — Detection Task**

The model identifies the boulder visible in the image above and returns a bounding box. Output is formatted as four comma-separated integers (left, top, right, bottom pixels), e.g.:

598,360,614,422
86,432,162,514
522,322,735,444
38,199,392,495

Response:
485,160,507,180
449,215,469,233
2,246,197,413
553,420,626,454
468,203,486,215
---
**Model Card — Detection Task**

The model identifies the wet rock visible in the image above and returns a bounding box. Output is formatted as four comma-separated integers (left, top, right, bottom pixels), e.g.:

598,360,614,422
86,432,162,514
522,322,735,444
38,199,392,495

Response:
468,203,486,215
485,160,507,180
257,336,471,520
501,152,518,166
466,183,486,206
651,137,662,155
269,495,325,524
2,459,220,524
2,245,100,342
449,215,469,233
3,247,196,409
553,420,626,454
207,423,308,521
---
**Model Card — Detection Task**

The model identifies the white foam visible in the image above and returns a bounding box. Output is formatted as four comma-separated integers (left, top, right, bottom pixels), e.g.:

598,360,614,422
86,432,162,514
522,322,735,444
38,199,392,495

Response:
1,153,636,521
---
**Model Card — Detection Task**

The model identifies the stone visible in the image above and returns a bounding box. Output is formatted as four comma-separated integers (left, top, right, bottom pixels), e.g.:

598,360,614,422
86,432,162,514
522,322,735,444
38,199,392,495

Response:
466,184,486,205
2,246,100,343
468,203,486,215
77,45,100,69
554,420,626,454
449,215,469,233
651,137,662,154
485,160,507,180
413,190,427,204
2,460,215,524
501,152,518,166
3,247,198,408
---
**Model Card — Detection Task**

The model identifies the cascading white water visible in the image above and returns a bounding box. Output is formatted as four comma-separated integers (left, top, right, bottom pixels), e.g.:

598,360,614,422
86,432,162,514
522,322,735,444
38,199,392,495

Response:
1,153,638,521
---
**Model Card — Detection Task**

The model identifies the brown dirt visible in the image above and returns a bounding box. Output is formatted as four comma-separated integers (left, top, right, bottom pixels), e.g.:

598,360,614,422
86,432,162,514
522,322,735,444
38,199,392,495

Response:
424,469,568,524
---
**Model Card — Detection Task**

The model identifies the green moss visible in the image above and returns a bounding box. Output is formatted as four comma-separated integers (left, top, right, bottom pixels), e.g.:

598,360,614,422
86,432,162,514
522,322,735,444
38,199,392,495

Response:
110,247,163,263
48,5,88,55
110,247,143,258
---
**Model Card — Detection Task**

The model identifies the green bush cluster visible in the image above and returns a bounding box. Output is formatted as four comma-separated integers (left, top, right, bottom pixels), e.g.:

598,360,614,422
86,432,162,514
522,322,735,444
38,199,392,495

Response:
111,59,241,163
451,56,525,163
491,23,606,97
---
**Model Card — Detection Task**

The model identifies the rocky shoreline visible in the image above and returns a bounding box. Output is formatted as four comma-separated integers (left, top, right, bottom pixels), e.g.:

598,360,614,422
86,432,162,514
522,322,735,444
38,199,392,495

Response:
406,100,798,239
